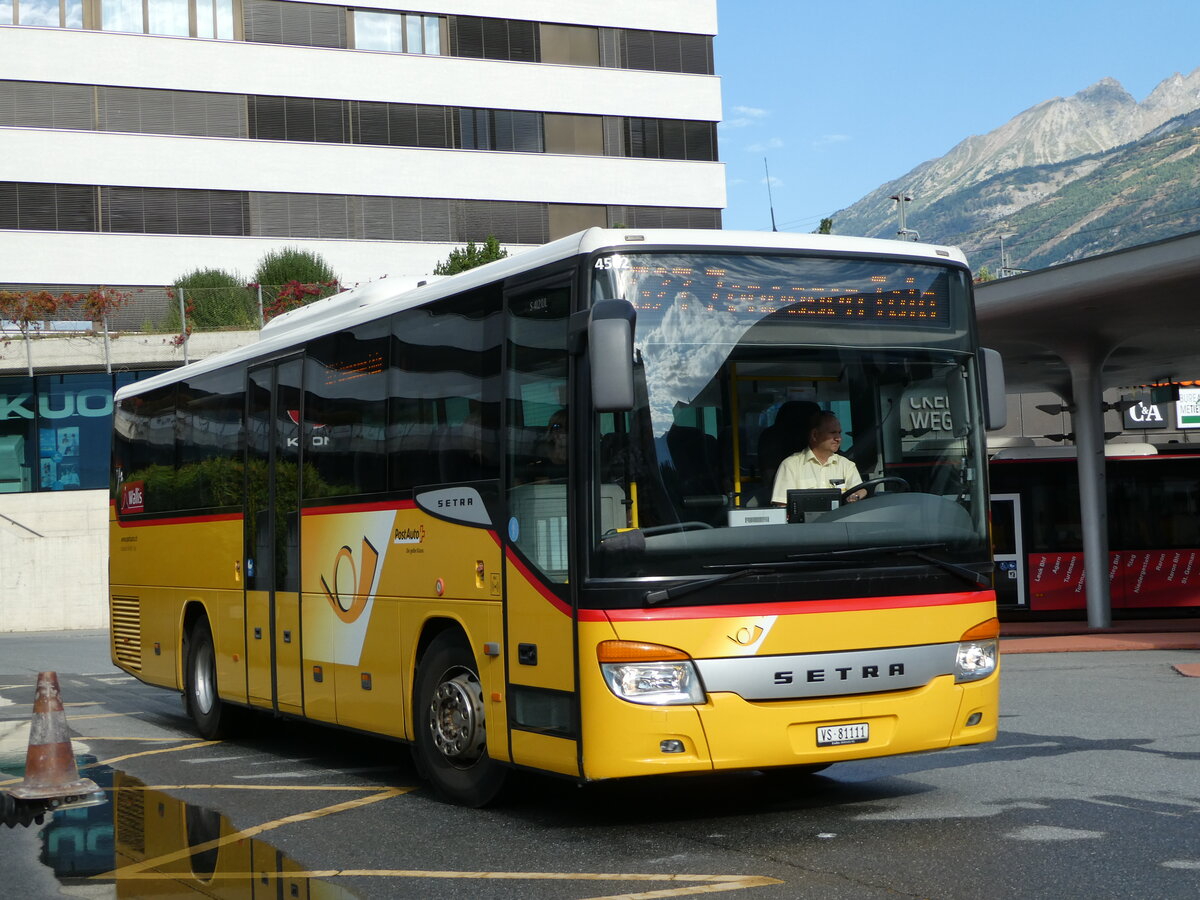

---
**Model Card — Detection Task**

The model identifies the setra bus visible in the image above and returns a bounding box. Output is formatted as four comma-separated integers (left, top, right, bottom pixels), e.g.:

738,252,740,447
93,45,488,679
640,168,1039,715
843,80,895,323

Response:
109,229,1005,805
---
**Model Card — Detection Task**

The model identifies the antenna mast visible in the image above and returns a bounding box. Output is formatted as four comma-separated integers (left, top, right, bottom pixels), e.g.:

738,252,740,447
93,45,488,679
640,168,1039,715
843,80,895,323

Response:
764,158,778,232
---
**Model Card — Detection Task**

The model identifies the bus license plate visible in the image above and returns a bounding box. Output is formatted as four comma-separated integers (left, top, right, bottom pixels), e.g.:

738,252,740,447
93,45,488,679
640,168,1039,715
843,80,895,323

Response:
817,723,869,746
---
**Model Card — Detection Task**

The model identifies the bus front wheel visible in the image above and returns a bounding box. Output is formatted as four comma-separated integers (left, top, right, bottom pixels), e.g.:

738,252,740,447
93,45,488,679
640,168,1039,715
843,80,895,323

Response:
185,619,236,740
413,631,507,807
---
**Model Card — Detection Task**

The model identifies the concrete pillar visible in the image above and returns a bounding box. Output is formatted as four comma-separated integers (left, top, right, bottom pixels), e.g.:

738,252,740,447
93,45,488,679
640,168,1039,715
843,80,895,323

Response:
1068,358,1112,628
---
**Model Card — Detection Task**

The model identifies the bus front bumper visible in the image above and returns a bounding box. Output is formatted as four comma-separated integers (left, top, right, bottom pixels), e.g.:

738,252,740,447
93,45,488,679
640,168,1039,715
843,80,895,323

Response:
580,672,998,781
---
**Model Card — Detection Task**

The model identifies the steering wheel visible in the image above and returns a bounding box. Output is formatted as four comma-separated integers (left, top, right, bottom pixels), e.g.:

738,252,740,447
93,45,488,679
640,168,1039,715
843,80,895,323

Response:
842,476,910,503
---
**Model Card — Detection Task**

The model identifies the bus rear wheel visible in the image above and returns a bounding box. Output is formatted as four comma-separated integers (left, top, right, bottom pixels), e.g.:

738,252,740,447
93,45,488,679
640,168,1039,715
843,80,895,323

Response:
413,631,507,807
185,619,237,740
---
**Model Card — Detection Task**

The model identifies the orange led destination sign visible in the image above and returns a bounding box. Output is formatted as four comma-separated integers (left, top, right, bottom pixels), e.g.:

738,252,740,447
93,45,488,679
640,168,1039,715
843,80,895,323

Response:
619,263,950,328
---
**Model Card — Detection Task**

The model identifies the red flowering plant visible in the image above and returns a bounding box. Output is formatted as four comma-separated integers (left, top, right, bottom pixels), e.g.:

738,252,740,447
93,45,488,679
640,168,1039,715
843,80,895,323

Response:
164,286,196,347
0,289,77,373
258,279,341,322
77,286,132,329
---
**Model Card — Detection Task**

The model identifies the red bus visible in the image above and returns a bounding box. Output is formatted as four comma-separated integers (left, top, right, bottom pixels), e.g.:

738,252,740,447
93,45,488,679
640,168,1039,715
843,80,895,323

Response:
989,444,1200,613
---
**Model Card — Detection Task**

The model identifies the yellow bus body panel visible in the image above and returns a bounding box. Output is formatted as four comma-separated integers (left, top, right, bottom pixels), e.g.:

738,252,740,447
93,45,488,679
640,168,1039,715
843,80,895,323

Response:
111,500,997,785
300,505,503,744
578,597,998,781
109,508,244,697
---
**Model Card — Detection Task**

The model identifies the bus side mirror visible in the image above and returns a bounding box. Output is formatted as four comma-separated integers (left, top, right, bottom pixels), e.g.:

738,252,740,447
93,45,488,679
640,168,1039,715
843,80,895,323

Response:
589,299,636,412
981,348,1007,431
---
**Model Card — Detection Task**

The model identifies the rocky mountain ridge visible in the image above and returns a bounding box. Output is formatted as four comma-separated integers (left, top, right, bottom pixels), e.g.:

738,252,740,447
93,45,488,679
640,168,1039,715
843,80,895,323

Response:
832,67,1200,271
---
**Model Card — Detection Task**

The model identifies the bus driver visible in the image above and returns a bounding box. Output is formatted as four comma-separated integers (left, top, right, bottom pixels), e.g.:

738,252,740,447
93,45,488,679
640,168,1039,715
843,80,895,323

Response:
771,410,864,504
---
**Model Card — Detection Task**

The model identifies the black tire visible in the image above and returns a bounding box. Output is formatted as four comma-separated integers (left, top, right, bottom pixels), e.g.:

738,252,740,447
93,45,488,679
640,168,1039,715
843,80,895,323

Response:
185,804,222,879
413,631,507,807
185,620,237,740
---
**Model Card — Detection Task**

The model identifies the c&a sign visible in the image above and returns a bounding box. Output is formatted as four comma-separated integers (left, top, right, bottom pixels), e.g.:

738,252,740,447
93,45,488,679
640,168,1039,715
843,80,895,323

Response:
1124,399,1166,430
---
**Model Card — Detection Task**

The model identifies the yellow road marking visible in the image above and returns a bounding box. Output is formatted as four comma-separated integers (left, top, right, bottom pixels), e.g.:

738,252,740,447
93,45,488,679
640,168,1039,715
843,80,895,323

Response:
95,787,410,880
105,869,782,898
0,735,214,787
85,740,221,768
135,783,401,791
74,736,195,742
64,712,140,721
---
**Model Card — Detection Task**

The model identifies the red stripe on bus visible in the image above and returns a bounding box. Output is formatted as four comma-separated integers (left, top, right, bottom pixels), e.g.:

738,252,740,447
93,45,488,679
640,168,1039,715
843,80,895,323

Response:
302,500,418,517
504,547,573,617
590,590,995,622
115,512,243,528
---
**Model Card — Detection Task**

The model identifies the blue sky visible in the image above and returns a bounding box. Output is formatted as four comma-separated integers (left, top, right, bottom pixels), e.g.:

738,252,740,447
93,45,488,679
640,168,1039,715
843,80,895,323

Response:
716,0,1200,233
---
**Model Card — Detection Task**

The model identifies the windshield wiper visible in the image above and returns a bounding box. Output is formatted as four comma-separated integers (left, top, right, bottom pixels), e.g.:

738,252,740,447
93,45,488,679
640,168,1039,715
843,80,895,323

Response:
788,543,991,588
644,558,859,606
644,544,990,606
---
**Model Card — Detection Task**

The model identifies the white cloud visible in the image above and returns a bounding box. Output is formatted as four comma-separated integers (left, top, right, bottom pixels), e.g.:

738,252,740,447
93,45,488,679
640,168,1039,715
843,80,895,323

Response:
813,133,851,148
724,105,771,128
745,137,785,153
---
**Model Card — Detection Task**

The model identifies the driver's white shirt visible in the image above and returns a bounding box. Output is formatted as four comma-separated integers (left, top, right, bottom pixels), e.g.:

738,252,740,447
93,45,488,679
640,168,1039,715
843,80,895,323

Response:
771,448,862,504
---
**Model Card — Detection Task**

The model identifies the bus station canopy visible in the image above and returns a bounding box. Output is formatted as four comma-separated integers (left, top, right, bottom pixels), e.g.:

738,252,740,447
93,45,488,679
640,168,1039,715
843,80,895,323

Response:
976,229,1200,395
974,228,1200,627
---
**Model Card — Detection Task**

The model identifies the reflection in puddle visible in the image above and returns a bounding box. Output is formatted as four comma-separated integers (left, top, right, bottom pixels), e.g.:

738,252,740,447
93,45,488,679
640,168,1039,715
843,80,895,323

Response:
36,766,360,898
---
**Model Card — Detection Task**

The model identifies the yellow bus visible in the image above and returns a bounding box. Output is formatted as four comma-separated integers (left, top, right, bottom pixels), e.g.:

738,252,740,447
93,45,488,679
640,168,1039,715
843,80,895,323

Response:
109,229,1004,805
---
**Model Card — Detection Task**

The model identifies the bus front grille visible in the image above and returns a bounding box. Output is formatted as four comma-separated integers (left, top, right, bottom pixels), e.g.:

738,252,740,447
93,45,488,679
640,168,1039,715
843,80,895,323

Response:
111,595,142,670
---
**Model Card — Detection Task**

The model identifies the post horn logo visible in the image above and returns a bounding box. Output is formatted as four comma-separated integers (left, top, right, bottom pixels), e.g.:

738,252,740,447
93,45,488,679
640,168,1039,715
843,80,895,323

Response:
728,625,764,646
320,537,380,624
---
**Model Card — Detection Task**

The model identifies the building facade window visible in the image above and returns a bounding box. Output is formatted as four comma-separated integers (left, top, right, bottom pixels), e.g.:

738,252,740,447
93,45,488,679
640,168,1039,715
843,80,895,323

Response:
0,370,165,493
80,0,238,36
6,4,713,76
2,81,716,162
7,0,83,27
447,15,538,63
1,181,719,242
352,9,442,54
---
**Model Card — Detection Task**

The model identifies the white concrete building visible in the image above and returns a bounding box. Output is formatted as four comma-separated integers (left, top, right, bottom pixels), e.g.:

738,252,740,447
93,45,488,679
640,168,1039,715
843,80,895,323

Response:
0,1,724,631
1,1,724,288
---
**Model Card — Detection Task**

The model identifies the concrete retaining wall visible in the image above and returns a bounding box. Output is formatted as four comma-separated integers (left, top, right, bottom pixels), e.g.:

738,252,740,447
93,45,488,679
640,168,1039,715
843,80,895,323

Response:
0,490,109,632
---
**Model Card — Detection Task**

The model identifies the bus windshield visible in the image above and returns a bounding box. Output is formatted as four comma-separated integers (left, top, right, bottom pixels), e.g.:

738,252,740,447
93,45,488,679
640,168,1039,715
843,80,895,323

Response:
588,251,989,581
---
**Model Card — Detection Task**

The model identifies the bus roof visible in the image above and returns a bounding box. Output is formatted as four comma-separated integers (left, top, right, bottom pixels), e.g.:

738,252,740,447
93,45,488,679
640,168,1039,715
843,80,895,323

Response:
115,228,969,402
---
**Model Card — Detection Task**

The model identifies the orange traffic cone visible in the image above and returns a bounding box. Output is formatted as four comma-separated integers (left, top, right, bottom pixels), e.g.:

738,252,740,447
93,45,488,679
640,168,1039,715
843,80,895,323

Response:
9,671,105,808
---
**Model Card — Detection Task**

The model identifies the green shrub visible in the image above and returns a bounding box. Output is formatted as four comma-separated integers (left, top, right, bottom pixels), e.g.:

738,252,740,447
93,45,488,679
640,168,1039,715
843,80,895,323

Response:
170,268,258,331
252,248,342,320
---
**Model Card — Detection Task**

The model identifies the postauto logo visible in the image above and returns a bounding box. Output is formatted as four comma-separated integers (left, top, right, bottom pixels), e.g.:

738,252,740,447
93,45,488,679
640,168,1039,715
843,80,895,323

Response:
0,389,113,420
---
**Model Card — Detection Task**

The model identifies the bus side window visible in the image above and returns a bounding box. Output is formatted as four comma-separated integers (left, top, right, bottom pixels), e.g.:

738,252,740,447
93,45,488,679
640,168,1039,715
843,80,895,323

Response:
116,385,178,515
389,291,501,491
304,322,389,499
505,284,571,582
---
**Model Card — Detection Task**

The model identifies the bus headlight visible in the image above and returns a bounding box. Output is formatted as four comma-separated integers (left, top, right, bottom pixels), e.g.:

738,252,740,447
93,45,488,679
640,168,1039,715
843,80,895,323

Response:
955,618,1000,682
598,641,706,705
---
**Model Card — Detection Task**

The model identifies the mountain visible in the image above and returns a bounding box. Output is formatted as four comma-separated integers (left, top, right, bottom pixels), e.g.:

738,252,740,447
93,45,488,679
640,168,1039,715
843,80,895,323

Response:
831,68,1200,273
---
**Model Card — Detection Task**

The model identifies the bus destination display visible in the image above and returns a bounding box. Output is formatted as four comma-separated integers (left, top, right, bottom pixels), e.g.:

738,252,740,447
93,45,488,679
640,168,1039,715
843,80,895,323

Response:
600,256,952,329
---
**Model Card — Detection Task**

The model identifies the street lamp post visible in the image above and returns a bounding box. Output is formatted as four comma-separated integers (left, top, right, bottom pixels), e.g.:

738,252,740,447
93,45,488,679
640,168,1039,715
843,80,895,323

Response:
889,193,919,241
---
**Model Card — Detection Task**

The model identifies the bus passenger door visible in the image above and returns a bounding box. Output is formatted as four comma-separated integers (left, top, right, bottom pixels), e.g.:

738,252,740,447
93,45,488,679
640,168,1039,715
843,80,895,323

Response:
245,358,305,715
990,493,1027,607
502,280,580,777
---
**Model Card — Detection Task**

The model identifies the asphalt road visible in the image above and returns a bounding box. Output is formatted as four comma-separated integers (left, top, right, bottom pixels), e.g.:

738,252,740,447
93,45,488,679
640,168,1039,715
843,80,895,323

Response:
1,631,1198,899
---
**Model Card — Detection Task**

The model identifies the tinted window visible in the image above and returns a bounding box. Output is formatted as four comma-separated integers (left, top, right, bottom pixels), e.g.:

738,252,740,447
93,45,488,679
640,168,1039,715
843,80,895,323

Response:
304,322,389,498
388,290,502,490
114,385,177,514
176,367,244,510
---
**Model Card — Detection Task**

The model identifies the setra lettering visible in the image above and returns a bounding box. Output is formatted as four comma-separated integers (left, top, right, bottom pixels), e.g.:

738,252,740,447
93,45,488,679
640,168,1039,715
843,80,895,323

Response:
775,663,906,685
